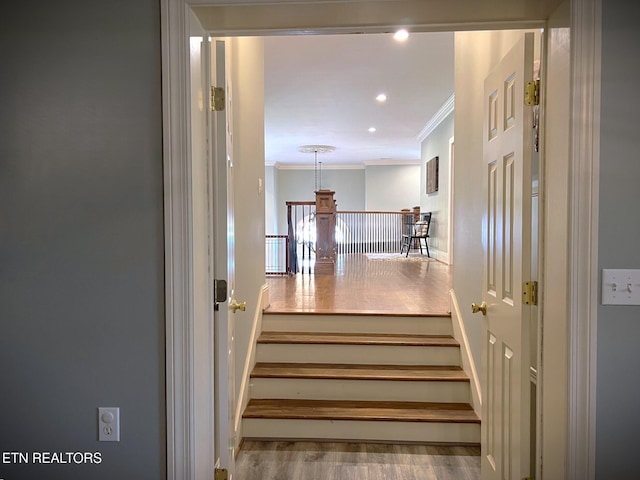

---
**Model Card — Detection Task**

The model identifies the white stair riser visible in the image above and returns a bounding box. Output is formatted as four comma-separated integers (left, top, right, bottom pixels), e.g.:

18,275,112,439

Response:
256,343,461,366
243,418,480,445
250,377,471,403
262,315,453,336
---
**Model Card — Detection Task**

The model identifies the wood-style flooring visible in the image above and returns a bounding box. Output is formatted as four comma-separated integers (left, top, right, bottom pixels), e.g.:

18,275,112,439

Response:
266,253,452,315
235,441,480,480
237,254,479,479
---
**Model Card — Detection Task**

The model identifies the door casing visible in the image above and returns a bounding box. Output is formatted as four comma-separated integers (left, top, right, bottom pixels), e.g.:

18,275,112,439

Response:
160,1,601,479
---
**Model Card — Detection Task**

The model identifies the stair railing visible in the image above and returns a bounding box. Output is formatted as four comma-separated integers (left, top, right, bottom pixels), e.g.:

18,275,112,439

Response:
336,210,405,254
266,205,408,275
265,235,289,275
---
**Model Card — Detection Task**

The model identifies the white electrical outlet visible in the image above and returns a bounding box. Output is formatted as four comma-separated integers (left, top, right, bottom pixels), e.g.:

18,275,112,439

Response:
602,269,640,305
98,407,120,442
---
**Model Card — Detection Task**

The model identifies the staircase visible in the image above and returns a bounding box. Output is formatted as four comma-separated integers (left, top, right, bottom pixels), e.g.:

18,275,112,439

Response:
242,312,480,445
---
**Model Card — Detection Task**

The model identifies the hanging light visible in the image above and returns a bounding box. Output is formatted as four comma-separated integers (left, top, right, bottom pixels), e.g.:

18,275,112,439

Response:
297,144,336,191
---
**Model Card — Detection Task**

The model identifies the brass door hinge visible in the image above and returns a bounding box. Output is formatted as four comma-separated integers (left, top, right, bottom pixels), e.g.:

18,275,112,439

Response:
211,86,225,111
523,281,538,306
214,467,228,480
525,79,540,106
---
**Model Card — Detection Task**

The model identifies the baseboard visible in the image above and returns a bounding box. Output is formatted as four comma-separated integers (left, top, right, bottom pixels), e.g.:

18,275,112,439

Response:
449,289,482,417
429,247,451,265
234,283,269,450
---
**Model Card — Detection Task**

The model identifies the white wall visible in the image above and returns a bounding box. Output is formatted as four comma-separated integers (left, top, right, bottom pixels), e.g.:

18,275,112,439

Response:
229,36,266,430
265,165,278,234
420,112,454,262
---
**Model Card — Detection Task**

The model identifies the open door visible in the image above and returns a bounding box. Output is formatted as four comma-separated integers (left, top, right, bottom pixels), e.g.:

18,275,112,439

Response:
480,33,535,480
210,37,237,477
188,23,217,479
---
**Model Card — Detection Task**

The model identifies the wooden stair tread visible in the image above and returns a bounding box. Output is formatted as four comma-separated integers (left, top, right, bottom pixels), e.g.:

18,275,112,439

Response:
243,399,480,423
251,363,469,382
257,331,459,347
262,310,452,318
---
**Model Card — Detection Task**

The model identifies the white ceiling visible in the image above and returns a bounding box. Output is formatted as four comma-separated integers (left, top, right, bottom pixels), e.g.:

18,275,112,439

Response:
264,31,454,167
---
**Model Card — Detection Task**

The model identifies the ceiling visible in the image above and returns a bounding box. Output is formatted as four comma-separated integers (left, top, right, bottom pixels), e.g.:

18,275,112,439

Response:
264,31,455,167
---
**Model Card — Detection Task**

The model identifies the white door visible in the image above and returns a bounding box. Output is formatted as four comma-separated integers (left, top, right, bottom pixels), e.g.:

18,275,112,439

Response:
210,38,237,476
481,33,534,480
189,29,217,479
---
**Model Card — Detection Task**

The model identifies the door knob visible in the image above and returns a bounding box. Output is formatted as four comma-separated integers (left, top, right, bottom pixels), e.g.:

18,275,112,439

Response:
229,300,246,313
471,301,487,316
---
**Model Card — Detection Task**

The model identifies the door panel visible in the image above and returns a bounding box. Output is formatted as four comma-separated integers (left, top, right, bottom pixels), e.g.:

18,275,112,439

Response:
211,38,236,475
482,33,534,480
189,30,216,479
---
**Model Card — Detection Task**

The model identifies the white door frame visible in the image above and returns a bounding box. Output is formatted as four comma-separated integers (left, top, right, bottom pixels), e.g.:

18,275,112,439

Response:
567,0,601,478
160,1,601,479
448,136,455,265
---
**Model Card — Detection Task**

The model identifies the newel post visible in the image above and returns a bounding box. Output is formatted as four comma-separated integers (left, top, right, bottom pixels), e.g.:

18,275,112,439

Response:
314,189,336,275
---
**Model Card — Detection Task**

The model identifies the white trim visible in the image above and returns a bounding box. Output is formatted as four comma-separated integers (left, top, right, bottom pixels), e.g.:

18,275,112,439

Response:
447,136,455,266
449,289,482,417
272,163,366,170
428,247,450,265
270,160,423,169
363,159,421,166
417,94,455,142
164,1,601,478
233,284,269,449
568,0,601,479
162,0,194,479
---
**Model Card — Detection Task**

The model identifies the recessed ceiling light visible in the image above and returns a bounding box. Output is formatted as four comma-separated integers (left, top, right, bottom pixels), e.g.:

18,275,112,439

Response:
394,29,409,42
376,93,387,102
368,127,377,133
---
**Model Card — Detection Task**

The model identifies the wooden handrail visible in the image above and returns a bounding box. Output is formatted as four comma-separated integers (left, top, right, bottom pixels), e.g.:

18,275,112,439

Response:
337,210,405,215
285,201,315,206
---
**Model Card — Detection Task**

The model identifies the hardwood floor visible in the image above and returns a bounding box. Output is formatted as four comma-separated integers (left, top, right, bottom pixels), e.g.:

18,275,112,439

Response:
265,253,452,315
240,254,480,479
235,441,480,480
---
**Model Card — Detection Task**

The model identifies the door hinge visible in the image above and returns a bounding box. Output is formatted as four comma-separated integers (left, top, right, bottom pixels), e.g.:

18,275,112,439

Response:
211,86,225,111
214,468,228,480
523,281,538,306
525,79,540,106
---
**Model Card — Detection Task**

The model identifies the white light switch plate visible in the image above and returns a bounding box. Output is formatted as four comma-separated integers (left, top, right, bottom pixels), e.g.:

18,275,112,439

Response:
602,269,640,305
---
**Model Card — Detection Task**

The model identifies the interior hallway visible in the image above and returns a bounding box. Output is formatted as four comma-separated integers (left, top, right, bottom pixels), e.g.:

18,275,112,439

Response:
265,253,452,315
235,253,479,479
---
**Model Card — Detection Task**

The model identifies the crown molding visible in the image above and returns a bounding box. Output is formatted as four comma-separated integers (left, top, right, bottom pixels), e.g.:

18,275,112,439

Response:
363,159,421,166
417,93,455,142
272,162,364,170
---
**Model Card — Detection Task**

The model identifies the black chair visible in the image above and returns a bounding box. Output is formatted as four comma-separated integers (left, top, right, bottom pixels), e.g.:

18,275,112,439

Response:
400,212,432,257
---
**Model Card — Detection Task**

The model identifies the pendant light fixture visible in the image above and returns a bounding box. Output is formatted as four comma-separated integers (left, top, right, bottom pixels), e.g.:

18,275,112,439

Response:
297,144,336,191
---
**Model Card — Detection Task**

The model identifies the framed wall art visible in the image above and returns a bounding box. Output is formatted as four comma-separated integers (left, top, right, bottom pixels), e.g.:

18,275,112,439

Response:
426,156,439,194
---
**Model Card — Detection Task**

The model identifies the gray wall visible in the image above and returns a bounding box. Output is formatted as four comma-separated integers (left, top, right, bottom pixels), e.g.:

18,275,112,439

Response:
273,168,365,234
365,164,420,211
596,1,640,477
269,165,428,235
0,1,165,479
